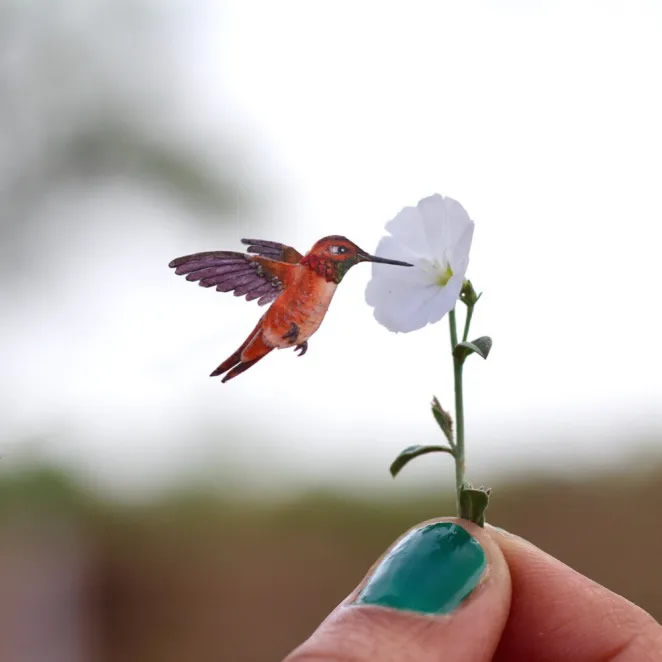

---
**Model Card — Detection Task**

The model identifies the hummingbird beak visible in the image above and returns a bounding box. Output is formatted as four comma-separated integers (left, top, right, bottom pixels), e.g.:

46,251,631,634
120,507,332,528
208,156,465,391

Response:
358,251,413,267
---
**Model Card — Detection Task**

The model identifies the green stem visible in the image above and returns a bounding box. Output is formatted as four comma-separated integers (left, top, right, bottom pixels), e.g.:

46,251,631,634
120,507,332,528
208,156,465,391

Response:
462,304,474,342
448,309,465,516
449,308,458,349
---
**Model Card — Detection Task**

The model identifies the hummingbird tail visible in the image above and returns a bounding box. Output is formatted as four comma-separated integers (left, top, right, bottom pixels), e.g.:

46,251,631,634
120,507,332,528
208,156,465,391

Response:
209,353,241,378
210,318,273,382
220,355,268,383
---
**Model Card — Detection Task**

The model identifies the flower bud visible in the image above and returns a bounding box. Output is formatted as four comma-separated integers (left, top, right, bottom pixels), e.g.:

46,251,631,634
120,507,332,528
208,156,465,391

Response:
460,279,480,307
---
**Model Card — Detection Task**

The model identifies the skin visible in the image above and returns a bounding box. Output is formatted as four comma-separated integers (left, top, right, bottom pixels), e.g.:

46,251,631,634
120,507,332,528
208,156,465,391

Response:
285,518,662,662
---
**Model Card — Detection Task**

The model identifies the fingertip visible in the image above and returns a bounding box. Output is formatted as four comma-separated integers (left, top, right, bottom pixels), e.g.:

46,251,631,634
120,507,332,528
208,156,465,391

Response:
286,518,512,662
488,524,662,661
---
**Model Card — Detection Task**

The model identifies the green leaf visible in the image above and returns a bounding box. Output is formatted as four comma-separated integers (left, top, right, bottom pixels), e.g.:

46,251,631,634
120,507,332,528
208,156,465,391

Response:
431,396,454,446
389,444,455,478
459,486,491,527
453,336,493,362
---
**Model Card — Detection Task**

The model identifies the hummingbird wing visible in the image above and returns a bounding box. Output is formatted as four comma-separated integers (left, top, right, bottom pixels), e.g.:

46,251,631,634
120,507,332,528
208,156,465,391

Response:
169,251,297,306
240,238,303,264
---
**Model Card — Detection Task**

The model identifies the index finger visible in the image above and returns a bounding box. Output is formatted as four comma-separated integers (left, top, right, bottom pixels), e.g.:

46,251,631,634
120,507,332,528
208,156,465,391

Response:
490,527,662,661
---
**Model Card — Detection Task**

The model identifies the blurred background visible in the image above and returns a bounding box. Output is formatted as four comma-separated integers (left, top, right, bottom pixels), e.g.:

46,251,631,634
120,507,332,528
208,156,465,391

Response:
1,1,661,660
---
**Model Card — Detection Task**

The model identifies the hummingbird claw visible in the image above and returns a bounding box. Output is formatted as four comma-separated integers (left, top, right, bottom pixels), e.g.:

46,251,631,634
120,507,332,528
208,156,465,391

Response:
294,341,308,357
282,322,299,344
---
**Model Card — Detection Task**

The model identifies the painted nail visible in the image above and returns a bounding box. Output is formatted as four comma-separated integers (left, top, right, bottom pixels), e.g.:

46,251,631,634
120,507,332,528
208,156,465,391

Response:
355,522,486,614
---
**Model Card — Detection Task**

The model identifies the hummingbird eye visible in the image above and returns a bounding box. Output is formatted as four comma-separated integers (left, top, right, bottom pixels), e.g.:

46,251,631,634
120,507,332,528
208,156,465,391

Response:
330,245,348,255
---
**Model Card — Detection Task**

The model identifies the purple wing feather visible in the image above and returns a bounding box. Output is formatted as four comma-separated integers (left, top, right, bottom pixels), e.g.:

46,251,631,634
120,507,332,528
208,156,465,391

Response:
241,239,303,264
245,282,274,302
168,250,284,305
257,290,279,305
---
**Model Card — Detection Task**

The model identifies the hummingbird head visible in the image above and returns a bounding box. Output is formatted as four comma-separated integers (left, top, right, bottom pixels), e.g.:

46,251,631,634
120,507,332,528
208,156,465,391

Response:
302,235,413,283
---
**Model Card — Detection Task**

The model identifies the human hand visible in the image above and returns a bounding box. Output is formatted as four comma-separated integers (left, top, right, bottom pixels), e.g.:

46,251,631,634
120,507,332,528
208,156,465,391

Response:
285,519,662,661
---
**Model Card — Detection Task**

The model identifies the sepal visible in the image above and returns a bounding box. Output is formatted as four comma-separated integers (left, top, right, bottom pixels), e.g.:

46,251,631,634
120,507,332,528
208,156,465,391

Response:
459,485,491,527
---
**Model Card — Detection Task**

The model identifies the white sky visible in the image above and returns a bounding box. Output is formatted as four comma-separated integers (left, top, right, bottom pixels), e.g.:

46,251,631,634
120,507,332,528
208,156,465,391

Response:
2,0,661,497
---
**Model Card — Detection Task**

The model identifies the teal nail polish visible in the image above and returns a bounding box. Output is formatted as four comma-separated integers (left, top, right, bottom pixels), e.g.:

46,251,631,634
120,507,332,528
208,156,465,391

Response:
355,522,486,614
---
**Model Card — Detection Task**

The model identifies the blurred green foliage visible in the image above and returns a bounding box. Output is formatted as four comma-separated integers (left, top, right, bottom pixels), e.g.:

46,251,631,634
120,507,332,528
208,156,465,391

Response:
0,461,661,661
0,464,95,514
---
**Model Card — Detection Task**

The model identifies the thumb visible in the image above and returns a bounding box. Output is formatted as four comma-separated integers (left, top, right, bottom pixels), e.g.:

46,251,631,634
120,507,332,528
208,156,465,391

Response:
285,518,511,662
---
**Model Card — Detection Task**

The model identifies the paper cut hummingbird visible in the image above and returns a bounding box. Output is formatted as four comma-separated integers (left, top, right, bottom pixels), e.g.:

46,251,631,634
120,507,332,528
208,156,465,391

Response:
169,237,412,382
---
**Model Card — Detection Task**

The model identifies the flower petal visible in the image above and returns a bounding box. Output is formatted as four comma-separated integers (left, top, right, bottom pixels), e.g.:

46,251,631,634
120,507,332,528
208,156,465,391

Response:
418,194,474,260
448,222,473,274
367,263,465,332
370,279,439,332
424,274,464,326
370,236,423,271
365,259,427,307
384,204,428,256
366,193,475,333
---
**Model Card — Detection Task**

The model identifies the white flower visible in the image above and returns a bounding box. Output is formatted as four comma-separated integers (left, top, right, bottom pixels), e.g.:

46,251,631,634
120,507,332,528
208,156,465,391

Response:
365,194,474,332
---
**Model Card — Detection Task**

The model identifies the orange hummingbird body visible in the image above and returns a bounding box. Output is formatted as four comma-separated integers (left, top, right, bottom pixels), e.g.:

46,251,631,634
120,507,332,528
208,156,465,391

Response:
262,272,337,348
169,235,411,382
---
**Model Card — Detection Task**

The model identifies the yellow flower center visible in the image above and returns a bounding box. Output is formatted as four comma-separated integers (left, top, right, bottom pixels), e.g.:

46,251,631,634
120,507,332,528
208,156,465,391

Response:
436,263,454,287
419,256,455,288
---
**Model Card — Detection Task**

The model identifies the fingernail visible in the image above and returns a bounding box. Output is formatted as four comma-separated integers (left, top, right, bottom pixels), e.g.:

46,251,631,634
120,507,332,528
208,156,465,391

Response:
355,522,486,614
